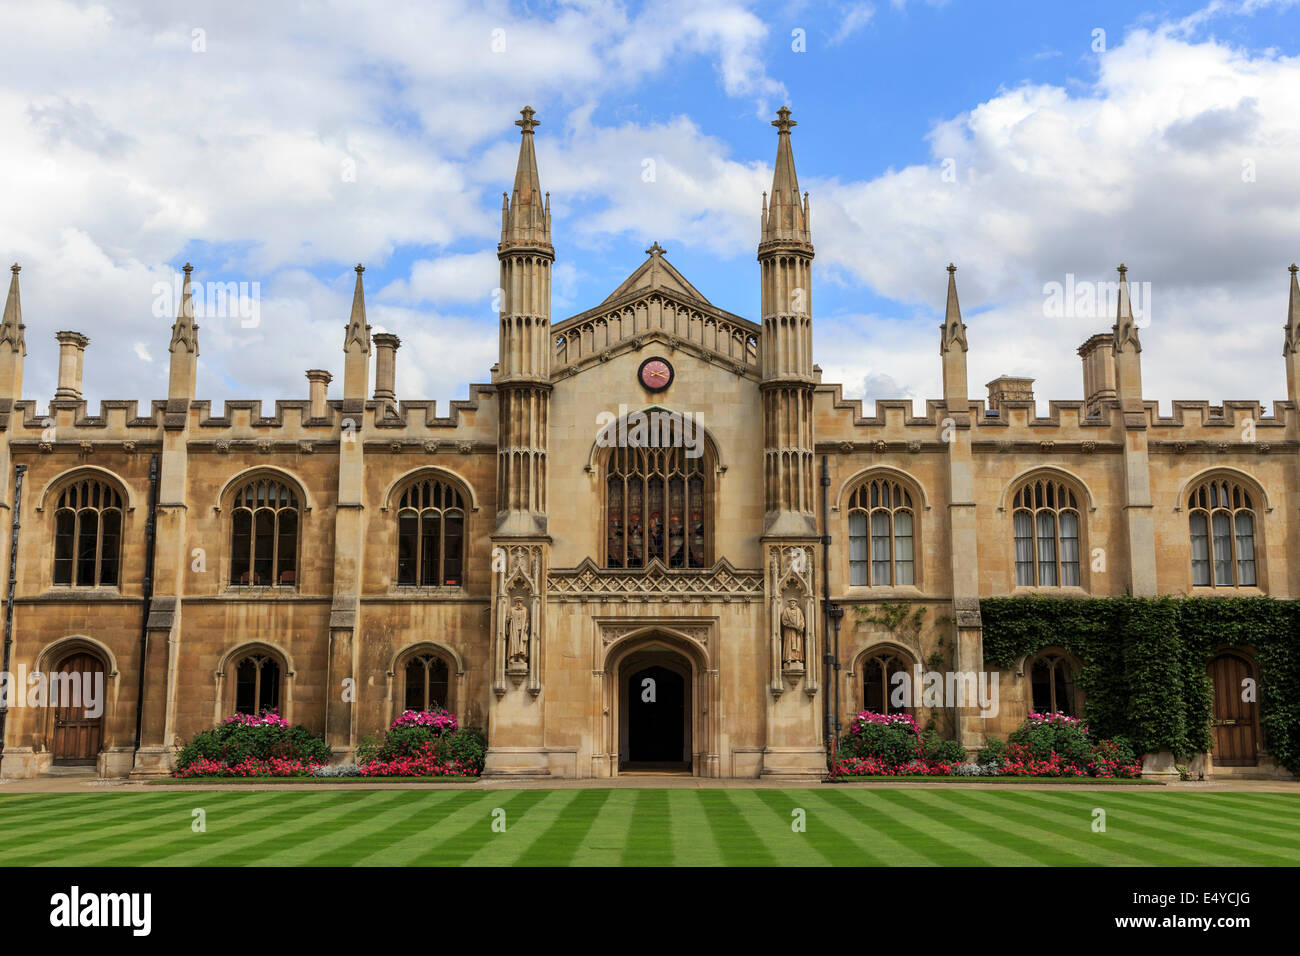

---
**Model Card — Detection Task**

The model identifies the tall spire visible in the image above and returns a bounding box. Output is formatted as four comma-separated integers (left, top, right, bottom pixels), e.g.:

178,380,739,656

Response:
169,263,199,354
0,263,25,354
501,106,551,248
343,263,370,352
1112,263,1141,354
940,263,967,352
762,106,810,246
1284,263,1300,356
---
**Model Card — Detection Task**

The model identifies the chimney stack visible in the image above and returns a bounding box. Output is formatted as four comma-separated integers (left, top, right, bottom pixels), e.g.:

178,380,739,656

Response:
985,375,1034,413
306,369,332,420
55,331,89,401
1077,333,1117,418
372,333,400,414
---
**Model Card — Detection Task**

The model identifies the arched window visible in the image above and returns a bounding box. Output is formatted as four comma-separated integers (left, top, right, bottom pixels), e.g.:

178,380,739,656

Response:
1188,477,1257,587
396,478,465,587
1012,476,1081,587
234,653,281,715
846,476,915,586
861,649,914,716
229,477,299,587
53,476,124,587
403,653,451,711
1029,651,1077,717
605,443,708,569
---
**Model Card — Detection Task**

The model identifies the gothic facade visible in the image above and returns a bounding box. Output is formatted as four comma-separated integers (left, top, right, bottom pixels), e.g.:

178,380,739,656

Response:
1,107,1297,780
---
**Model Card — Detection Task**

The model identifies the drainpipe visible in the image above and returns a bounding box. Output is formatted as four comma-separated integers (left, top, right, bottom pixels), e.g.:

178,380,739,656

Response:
133,454,159,752
0,464,26,777
820,455,838,775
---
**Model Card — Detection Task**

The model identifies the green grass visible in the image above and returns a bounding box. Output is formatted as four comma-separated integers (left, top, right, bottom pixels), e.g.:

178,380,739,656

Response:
0,789,1296,866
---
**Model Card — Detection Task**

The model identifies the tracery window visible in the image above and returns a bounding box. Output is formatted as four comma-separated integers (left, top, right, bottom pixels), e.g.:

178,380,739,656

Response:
403,653,451,712
1030,651,1077,717
1188,477,1256,587
229,477,299,587
234,653,281,715
605,445,708,569
53,476,124,587
861,649,914,716
846,477,915,586
1012,477,1081,587
396,478,465,587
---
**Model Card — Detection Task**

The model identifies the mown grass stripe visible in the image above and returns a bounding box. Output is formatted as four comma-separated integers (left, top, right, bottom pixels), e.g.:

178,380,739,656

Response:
567,791,638,866
727,790,831,866
231,790,421,866
1010,792,1224,866
350,792,497,866
0,793,198,847
911,789,1102,866
662,790,724,866
620,789,674,866
460,790,582,866
695,791,779,866
939,789,1153,867
1109,796,1300,856
833,790,995,866
514,789,613,867
410,790,552,867
296,791,462,866
0,793,294,866
751,789,885,865
169,791,385,867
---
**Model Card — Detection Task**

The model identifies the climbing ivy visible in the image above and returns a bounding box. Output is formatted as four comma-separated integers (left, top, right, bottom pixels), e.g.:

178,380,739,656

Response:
980,596,1300,773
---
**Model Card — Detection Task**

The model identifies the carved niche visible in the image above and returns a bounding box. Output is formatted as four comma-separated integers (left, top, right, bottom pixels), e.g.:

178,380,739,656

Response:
768,544,818,697
493,543,544,697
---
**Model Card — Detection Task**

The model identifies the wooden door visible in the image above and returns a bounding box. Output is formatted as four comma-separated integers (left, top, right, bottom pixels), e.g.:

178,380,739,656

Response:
1209,653,1257,767
51,653,104,764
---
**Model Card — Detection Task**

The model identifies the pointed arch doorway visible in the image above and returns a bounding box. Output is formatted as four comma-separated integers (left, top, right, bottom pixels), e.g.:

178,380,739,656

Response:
620,650,692,771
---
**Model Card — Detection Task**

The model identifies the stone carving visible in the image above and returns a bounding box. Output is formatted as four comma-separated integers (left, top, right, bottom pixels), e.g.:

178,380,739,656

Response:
872,440,888,454
423,440,438,454
299,440,314,454
257,440,273,454
548,557,762,600
215,440,230,454
507,596,530,666
1080,440,1096,454
837,441,853,454
38,442,53,453
391,442,403,454
781,598,805,665
1039,440,1055,452
457,441,473,454
79,441,94,456
121,440,137,454
1173,441,1187,454
907,440,922,453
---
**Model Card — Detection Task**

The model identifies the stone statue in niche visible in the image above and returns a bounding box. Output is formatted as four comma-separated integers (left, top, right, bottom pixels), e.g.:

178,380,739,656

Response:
781,597,805,666
507,596,530,666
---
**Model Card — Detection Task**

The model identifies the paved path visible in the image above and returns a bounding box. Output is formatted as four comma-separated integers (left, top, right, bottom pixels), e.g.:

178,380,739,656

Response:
1,774,1297,794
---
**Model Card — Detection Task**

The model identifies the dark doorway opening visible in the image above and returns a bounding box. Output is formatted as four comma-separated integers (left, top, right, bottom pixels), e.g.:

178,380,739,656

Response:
620,654,691,772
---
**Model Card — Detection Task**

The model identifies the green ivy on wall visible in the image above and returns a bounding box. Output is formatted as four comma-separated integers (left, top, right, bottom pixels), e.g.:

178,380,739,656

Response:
980,596,1300,774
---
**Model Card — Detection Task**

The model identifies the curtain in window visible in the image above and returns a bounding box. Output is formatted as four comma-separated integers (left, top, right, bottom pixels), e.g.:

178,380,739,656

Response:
893,511,914,585
1211,511,1232,586
1234,511,1255,586
1190,512,1210,586
1058,511,1080,586
848,511,868,586
1014,511,1034,585
1035,511,1058,585
870,511,891,585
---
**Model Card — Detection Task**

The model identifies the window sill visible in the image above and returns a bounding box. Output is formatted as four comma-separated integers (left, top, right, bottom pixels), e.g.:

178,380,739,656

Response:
841,584,927,599
37,587,130,602
222,586,300,597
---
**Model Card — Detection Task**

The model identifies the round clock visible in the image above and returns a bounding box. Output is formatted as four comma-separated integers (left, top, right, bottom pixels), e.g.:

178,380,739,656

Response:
637,357,674,392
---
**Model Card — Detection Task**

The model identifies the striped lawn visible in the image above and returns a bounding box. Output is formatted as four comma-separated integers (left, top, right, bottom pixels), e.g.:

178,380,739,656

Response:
0,789,1297,866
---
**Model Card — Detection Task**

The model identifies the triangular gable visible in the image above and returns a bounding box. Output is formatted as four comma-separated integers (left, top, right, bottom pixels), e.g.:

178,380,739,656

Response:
599,242,712,307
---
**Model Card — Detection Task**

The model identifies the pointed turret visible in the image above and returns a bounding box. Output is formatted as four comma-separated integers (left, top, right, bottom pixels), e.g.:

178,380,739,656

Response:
342,264,371,405
761,107,811,247
500,106,551,250
167,263,199,401
0,263,26,402
1111,264,1143,410
1283,264,1300,405
940,264,969,410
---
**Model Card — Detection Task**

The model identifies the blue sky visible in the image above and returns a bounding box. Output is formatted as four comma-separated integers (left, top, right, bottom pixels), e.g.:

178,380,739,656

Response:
3,0,1299,413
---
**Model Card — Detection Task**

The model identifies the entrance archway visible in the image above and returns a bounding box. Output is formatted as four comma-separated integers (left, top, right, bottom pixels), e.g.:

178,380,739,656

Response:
50,651,105,764
1208,652,1258,766
618,648,692,772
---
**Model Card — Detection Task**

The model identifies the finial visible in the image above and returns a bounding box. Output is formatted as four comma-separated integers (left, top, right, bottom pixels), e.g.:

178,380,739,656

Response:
355,263,365,274
771,106,796,134
947,263,956,275
646,241,665,258
1290,263,1298,275
516,106,539,134
9,263,18,275
182,262,193,275
1117,263,1127,276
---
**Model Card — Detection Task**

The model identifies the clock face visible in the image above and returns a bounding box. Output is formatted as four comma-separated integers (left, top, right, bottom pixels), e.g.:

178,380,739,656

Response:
638,357,674,392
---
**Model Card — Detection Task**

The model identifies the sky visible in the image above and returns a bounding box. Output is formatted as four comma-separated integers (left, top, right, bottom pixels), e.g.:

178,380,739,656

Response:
2,0,1299,416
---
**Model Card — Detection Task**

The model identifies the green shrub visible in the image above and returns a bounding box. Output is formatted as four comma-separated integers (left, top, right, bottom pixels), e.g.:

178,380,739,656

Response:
175,711,331,770
839,712,922,767
436,727,487,774
976,737,1007,766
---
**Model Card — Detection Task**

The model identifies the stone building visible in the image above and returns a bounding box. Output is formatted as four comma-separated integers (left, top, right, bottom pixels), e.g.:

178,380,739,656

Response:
0,106,1296,780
